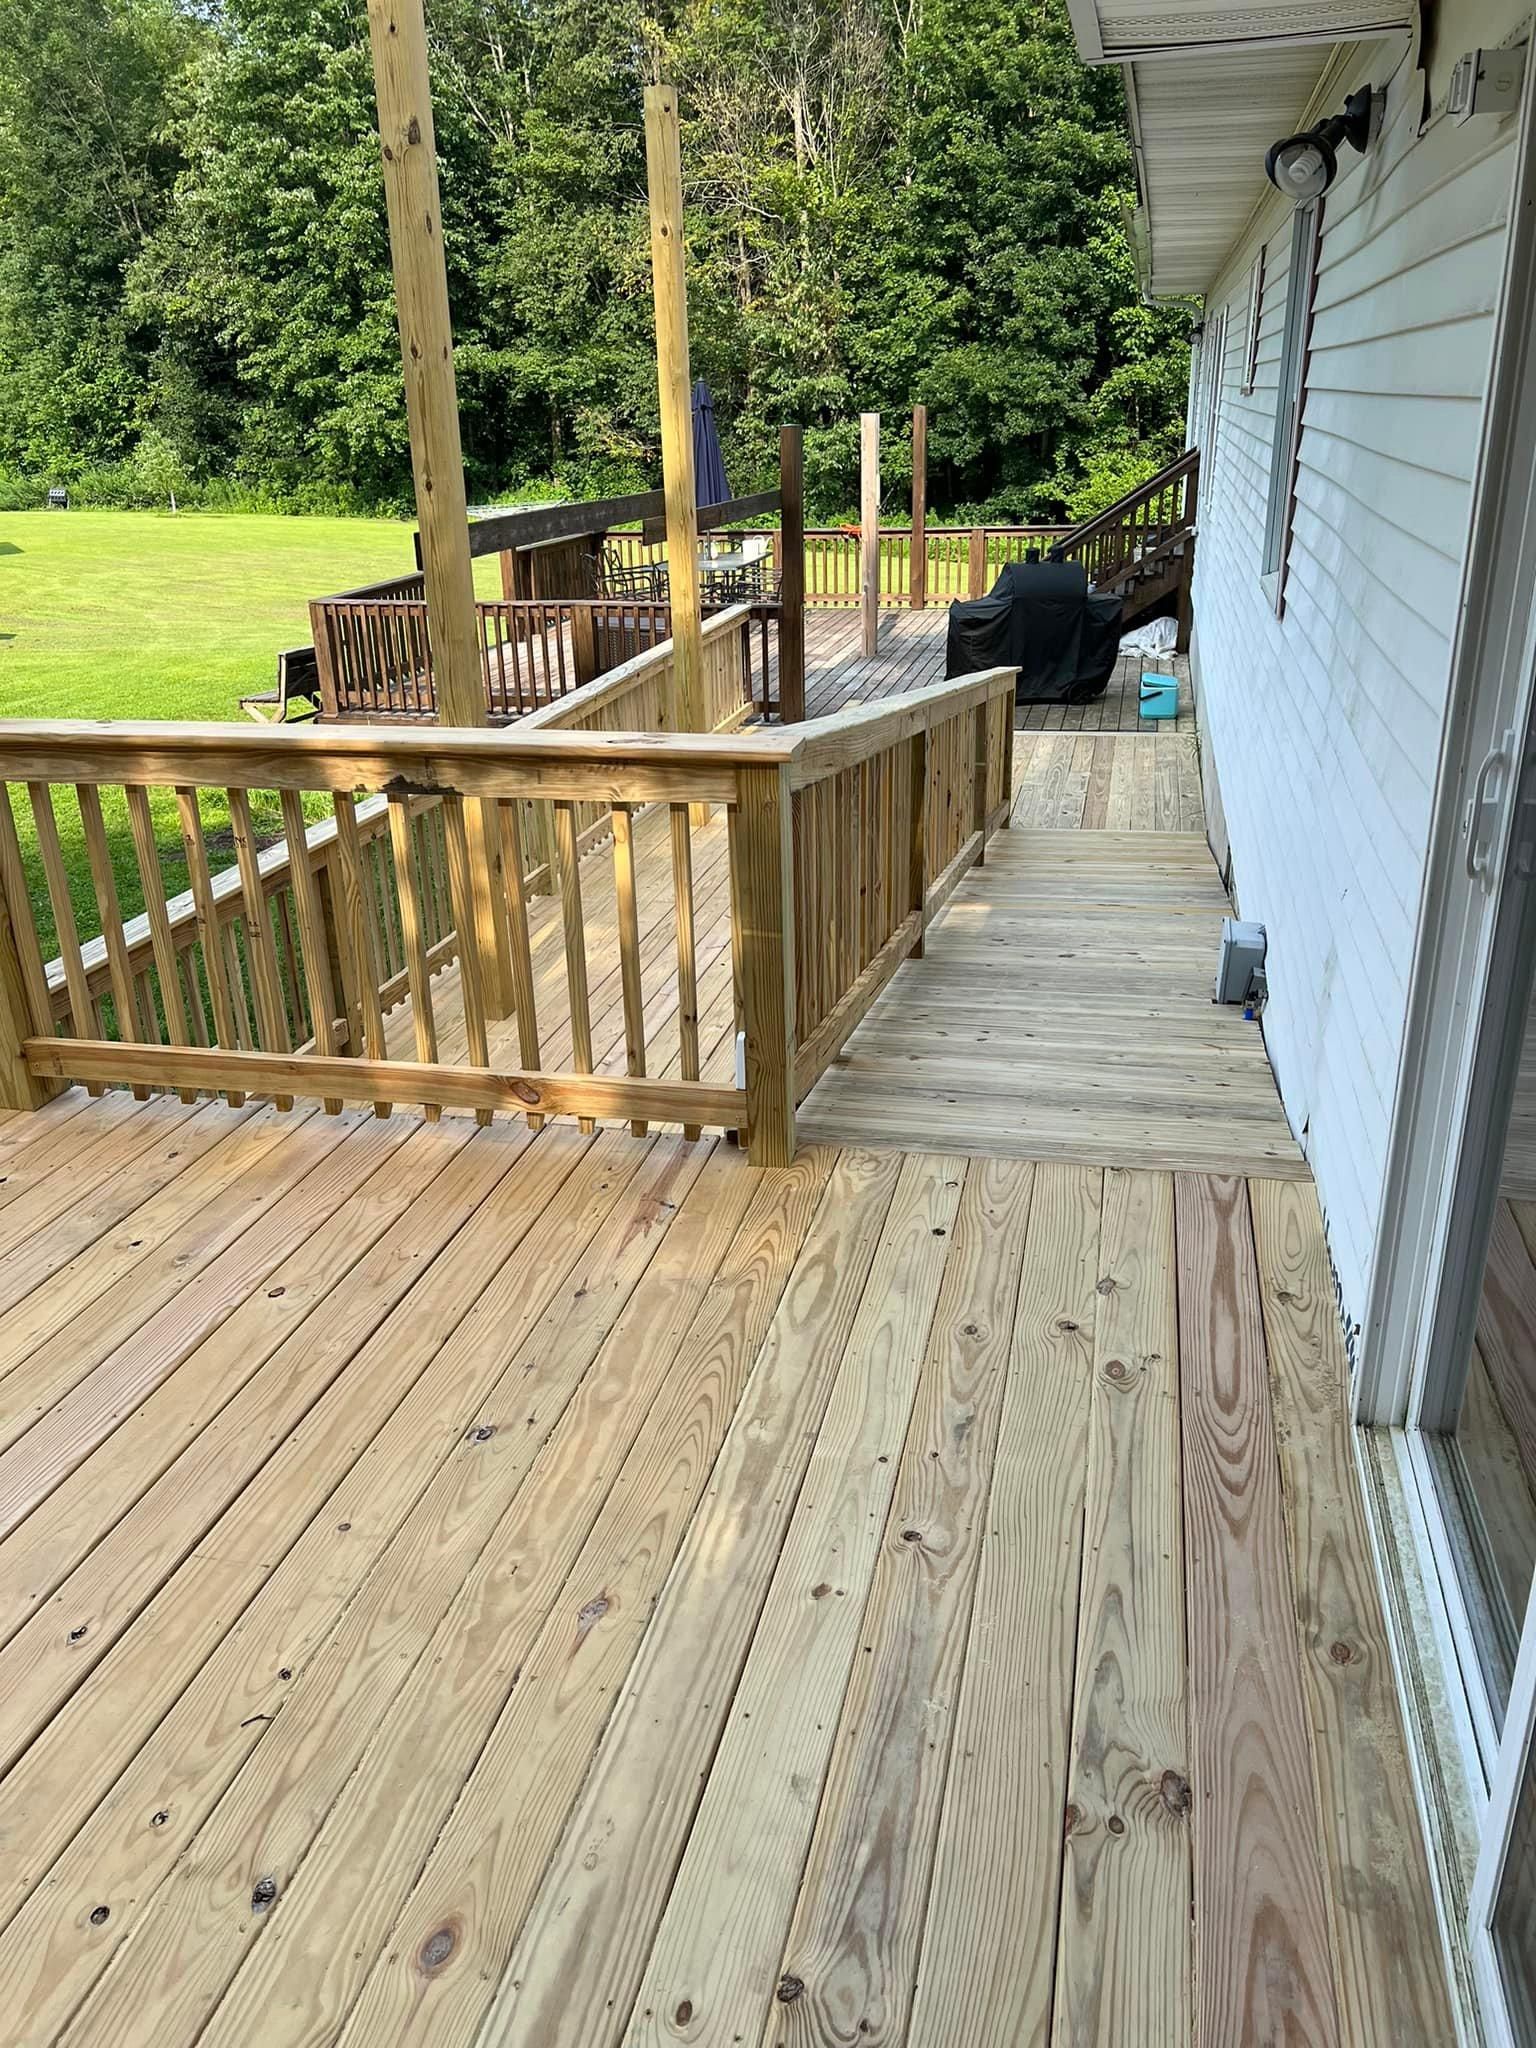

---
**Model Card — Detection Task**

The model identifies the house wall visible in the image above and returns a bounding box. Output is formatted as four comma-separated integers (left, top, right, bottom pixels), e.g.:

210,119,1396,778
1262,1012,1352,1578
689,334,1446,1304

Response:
1188,17,1525,1327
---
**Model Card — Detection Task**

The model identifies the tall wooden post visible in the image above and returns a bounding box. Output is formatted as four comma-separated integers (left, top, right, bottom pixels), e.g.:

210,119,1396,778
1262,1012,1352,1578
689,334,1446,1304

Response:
366,0,511,1013
644,85,704,733
860,411,880,658
778,424,806,723
910,403,928,611
366,0,479,725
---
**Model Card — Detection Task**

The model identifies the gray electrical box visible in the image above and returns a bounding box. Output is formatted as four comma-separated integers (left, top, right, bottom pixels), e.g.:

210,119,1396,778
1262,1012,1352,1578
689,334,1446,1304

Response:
1449,45,1527,124
1215,918,1266,1005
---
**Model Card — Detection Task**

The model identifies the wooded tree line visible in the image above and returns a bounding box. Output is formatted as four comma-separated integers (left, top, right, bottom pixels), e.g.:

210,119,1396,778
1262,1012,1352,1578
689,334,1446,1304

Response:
0,0,1191,521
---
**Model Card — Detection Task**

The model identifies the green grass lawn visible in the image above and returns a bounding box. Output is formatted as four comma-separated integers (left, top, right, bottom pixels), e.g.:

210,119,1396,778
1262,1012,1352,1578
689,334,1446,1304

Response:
0,508,429,720
0,510,443,974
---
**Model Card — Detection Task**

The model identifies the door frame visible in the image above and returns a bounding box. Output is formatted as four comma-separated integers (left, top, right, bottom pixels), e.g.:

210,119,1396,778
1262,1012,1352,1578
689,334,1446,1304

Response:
1359,48,1536,1437
1355,40,1536,2044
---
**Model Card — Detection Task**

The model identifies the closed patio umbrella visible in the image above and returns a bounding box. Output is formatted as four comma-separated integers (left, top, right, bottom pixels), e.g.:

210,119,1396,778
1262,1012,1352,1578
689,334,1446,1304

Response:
692,378,729,509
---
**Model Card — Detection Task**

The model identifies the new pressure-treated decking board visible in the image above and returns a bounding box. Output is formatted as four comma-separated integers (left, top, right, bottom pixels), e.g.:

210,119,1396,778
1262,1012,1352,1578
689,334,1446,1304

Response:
907,1162,1102,2046
764,1157,1035,2048
1176,1174,1339,2048
1055,1167,1190,2045
1250,1179,1457,2047
621,1154,985,2048
0,1099,1446,2048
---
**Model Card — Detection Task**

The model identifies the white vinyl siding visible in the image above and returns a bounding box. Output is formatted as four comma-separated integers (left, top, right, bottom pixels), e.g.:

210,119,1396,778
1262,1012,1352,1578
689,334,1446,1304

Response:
1188,57,1517,1329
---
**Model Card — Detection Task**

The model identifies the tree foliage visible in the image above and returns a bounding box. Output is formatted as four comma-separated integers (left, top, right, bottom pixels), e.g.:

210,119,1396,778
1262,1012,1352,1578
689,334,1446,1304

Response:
0,0,1190,518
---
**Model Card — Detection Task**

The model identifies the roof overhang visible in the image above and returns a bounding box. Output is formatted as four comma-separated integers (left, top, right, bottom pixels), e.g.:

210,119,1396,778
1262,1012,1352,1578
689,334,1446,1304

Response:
1065,0,1411,63
1067,1,1414,299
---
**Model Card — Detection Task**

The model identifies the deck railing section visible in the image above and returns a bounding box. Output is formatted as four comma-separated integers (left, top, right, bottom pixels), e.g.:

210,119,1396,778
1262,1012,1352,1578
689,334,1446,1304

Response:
601,527,1071,607
0,645,1013,1161
310,586,766,725
779,671,1015,1129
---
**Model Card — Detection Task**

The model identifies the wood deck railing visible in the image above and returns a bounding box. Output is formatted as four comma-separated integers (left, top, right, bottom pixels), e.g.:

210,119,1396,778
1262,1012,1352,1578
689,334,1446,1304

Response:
0,648,1013,1162
310,583,773,725
602,526,1072,608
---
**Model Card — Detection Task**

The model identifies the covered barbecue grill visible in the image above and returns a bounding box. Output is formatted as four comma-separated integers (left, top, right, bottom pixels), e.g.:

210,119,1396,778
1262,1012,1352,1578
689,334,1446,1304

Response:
945,558,1121,703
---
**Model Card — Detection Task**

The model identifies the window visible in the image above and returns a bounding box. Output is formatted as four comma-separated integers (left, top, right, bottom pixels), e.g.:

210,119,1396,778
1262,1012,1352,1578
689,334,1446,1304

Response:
1240,250,1264,394
1261,201,1321,608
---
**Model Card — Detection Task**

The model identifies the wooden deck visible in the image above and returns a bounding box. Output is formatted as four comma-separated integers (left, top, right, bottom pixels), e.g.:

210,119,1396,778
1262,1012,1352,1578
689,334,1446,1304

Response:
801,606,1195,731
0,1092,1450,2048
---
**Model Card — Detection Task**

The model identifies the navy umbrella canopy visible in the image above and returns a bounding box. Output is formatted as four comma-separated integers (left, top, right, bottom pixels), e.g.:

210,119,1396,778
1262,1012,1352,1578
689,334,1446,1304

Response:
691,378,729,508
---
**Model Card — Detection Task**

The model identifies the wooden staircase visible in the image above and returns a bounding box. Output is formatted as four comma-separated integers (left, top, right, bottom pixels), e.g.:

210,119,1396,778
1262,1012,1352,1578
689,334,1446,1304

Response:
1057,447,1200,645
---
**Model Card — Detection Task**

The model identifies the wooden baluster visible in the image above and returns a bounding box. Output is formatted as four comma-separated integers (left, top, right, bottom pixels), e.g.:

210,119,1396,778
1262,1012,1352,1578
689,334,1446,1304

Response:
227,788,294,1109
669,804,701,1142
440,794,492,1125
0,783,57,1107
729,761,796,1166
552,800,595,1134
73,784,149,1098
179,948,209,1044
387,793,439,1118
527,798,558,900
27,785,98,1094
273,790,339,1113
123,784,196,1101
332,794,389,1097
174,786,245,1105
316,859,354,1055
275,895,305,1039
495,799,542,1129
227,922,260,1051
610,804,648,1138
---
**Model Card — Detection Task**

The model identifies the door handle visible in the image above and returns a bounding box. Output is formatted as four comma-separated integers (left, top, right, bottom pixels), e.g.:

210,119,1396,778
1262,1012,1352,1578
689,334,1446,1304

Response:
1466,745,1509,882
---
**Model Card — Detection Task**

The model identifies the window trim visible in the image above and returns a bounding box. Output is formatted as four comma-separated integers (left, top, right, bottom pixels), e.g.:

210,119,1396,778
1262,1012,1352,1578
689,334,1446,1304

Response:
1200,307,1227,459
1261,201,1322,615
1240,249,1264,395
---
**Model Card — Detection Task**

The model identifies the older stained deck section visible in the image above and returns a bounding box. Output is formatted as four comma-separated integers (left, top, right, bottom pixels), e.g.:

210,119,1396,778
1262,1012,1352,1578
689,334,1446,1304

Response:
0,1094,1450,2048
800,606,1195,729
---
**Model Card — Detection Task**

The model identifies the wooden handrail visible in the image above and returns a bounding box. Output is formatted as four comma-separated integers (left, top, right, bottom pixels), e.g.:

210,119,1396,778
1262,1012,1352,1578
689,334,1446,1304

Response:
1055,448,1200,557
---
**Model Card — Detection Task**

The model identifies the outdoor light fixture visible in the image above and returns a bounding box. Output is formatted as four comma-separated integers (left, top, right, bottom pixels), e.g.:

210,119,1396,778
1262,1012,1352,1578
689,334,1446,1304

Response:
1265,85,1378,202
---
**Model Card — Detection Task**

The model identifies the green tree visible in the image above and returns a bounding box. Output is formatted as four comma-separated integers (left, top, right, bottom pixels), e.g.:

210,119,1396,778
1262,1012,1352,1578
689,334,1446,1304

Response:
0,0,198,477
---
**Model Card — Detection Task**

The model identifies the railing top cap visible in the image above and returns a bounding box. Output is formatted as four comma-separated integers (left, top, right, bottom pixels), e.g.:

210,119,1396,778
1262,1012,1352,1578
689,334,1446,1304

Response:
0,664,1016,782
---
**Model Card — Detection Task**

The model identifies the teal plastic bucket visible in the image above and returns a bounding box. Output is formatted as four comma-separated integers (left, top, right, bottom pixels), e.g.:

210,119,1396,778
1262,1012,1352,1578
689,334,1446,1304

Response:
1139,672,1178,720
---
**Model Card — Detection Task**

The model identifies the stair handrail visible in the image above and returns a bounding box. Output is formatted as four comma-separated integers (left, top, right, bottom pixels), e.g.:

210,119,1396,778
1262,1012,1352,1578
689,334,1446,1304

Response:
1055,447,1200,564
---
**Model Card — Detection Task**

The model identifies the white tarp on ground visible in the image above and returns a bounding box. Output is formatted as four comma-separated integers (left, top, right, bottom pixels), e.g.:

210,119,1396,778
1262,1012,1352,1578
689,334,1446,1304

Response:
1119,615,1177,655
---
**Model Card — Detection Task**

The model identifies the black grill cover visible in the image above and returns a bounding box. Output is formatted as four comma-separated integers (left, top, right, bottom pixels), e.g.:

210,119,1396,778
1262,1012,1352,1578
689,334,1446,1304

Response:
945,559,1122,703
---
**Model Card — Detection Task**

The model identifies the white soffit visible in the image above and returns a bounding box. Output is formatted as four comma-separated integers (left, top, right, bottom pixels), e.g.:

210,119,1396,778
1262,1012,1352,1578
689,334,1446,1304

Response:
1123,45,1338,295
1068,0,1411,62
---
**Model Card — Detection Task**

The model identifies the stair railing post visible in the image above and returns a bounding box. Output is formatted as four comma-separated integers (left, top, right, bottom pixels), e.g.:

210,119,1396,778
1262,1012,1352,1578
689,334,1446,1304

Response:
729,761,796,1165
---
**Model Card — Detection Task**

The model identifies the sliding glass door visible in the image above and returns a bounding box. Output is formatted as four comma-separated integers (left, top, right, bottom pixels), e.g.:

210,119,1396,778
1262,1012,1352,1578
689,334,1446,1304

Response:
1421,925,1536,1730
1412,679,1536,2043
